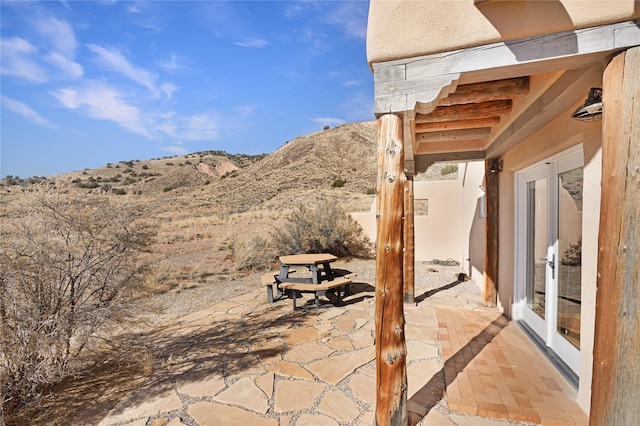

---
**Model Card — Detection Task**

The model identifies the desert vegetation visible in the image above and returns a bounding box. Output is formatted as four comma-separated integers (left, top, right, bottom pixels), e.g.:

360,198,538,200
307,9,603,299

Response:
0,188,155,414
272,198,372,258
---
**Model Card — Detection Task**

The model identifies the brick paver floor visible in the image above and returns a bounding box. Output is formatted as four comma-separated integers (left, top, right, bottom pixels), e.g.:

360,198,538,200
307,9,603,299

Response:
437,308,588,425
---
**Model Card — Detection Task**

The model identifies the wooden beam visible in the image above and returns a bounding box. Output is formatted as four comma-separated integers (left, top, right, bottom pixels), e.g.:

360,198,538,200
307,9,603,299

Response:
403,111,416,177
483,160,499,307
415,116,500,132
403,177,415,304
485,66,603,159
415,139,485,155
415,100,512,124
373,21,640,115
374,72,460,116
375,114,407,426
415,151,485,173
590,46,640,426
438,77,529,106
415,128,491,143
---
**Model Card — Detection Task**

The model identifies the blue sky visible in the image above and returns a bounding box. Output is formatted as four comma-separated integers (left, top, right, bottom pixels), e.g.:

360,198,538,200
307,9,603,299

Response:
0,0,372,178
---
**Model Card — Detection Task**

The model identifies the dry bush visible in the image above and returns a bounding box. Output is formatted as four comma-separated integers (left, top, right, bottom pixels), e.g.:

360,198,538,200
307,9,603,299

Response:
0,188,155,410
230,236,275,271
271,198,373,258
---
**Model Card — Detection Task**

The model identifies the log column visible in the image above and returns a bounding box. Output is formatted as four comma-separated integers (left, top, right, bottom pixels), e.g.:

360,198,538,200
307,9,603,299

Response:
483,159,499,307
375,114,408,426
403,176,415,304
590,46,640,425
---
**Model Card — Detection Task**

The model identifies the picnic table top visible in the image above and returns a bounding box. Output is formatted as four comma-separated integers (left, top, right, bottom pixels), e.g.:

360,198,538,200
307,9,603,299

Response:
279,253,337,265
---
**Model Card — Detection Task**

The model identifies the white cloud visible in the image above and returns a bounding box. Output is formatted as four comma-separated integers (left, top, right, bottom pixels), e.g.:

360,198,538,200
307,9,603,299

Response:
87,44,162,97
155,111,219,141
181,113,219,141
1,95,55,128
160,82,179,100
160,53,181,73
33,16,77,58
33,15,84,79
325,2,368,40
235,38,269,48
46,52,84,79
0,37,48,83
52,83,151,138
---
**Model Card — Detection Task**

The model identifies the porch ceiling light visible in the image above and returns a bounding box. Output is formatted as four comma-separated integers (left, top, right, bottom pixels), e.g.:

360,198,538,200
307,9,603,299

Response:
571,88,602,121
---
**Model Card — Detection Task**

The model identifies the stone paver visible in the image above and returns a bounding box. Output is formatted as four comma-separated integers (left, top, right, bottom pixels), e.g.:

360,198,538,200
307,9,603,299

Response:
283,340,336,363
348,373,376,403
213,376,270,414
188,401,277,425
273,379,326,413
306,346,374,385
317,390,361,423
99,386,182,425
96,262,588,426
295,414,339,426
254,372,275,398
266,360,315,380
175,369,225,397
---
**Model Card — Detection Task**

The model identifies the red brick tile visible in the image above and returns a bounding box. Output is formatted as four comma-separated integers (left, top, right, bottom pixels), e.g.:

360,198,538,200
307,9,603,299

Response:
541,376,563,391
447,397,477,415
507,406,542,423
476,401,509,419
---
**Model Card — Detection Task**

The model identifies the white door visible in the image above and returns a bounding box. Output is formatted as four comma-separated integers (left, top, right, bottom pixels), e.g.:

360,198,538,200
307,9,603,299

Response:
515,146,583,375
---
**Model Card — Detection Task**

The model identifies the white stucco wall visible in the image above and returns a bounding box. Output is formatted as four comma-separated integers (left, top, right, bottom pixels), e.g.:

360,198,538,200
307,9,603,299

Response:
351,161,486,281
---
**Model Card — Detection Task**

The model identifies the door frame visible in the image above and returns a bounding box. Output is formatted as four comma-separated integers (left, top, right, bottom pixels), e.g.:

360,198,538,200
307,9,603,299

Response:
513,144,583,375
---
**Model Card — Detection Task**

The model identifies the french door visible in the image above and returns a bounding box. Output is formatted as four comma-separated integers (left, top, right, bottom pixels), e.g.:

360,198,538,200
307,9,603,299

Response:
515,146,583,375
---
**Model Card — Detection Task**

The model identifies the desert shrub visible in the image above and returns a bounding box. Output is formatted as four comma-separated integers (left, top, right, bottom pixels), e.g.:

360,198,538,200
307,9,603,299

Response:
366,188,376,195
0,189,155,408
440,164,458,176
271,199,373,258
331,178,346,188
231,236,274,271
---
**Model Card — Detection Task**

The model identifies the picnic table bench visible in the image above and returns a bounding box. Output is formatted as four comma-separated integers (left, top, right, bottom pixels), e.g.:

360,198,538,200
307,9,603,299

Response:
261,253,356,310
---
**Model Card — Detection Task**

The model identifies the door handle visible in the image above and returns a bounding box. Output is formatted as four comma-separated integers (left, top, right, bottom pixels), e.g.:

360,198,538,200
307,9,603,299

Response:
539,254,555,279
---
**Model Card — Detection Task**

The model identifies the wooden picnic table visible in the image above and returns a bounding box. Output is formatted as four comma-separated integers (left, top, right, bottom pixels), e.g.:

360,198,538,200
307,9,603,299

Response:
262,253,353,310
277,253,338,285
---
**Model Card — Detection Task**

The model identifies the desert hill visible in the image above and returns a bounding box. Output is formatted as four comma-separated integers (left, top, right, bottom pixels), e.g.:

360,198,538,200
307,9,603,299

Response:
1,121,381,284
1,120,457,284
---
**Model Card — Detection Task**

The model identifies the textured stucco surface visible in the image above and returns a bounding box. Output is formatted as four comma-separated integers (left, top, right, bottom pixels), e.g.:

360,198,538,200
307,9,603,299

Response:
367,0,640,65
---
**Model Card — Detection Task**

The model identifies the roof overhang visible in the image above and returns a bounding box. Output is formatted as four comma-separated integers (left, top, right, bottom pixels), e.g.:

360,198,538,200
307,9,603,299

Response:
372,19,640,173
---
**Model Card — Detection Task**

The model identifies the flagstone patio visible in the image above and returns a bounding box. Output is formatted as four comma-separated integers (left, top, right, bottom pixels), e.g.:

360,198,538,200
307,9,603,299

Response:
96,266,588,426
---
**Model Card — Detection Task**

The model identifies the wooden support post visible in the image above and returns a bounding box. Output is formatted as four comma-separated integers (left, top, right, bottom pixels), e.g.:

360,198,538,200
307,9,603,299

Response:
403,176,415,304
590,47,640,426
375,114,408,426
483,160,499,307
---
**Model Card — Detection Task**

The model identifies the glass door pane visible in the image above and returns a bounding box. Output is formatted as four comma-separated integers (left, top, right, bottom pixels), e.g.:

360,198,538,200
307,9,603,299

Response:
557,167,583,349
526,177,548,320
